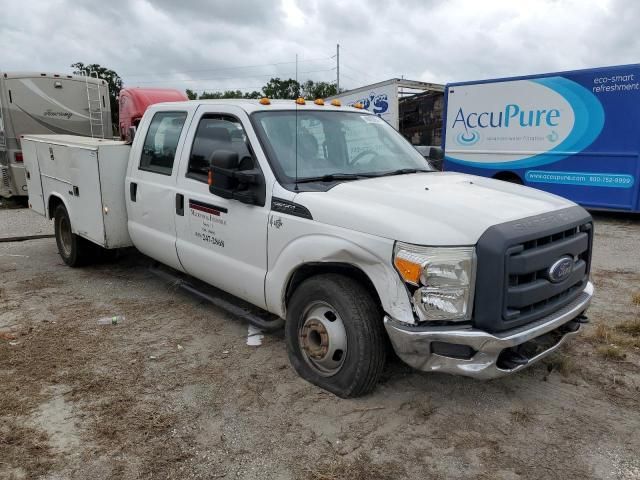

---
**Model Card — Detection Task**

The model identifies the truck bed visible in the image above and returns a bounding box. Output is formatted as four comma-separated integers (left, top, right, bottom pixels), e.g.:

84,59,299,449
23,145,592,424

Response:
22,134,133,249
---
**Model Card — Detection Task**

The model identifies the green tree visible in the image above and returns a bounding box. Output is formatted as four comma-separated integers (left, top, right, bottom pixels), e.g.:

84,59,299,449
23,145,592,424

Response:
199,90,246,99
185,89,198,100
301,80,338,100
71,62,123,131
261,77,301,99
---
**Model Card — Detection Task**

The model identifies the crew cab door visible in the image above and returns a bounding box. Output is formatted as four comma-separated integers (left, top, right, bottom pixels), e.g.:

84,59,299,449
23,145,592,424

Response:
174,105,272,308
125,106,195,271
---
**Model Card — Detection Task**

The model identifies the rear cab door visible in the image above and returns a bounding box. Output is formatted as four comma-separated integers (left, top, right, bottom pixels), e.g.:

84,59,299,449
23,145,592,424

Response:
174,104,274,308
125,104,197,271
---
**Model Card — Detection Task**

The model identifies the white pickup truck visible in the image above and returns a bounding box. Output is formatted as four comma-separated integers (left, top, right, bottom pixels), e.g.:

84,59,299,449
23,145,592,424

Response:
22,99,594,397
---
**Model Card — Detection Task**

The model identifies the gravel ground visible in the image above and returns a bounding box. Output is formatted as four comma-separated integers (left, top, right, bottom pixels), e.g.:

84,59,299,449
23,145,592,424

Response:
0,207,53,240
0,208,639,479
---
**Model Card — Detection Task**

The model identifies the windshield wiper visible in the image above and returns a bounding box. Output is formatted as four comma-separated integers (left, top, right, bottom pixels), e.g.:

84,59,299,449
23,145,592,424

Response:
294,168,430,184
372,168,432,177
295,173,373,184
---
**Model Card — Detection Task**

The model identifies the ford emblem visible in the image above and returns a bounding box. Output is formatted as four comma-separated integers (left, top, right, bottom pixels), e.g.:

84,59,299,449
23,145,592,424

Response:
548,256,573,283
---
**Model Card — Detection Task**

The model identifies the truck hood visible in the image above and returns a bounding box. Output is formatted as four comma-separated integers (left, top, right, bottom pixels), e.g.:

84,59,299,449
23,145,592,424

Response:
294,172,576,245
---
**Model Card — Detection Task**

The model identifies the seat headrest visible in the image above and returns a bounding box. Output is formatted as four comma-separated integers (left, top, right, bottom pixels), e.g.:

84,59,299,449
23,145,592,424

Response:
200,126,231,143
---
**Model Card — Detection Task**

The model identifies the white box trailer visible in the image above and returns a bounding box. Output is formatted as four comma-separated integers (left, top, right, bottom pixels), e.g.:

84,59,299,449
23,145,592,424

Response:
22,134,131,249
326,78,444,129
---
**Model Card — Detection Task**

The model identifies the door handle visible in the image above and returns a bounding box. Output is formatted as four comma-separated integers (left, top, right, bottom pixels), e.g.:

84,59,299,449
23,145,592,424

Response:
176,193,184,216
130,182,137,202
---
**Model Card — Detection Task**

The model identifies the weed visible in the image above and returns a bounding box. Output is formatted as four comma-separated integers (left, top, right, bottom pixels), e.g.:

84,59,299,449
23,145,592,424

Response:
510,406,535,425
592,323,611,342
616,318,640,337
596,345,627,361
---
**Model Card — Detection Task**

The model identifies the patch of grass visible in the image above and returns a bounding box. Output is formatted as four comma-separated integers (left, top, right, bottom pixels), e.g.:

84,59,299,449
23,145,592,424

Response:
592,323,611,343
416,399,437,421
510,406,535,425
616,318,640,337
305,453,404,480
546,353,576,377
632,292,640,306
596,345,627,361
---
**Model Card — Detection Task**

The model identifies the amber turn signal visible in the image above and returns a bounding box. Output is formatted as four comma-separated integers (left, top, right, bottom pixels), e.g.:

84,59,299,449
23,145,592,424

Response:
393,257,422,286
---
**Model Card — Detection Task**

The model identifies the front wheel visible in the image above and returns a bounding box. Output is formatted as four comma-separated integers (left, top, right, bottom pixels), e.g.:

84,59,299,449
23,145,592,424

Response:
285,274,387,398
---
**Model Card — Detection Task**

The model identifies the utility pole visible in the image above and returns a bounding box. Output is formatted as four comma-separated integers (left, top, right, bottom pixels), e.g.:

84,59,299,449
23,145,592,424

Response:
336,43,340,92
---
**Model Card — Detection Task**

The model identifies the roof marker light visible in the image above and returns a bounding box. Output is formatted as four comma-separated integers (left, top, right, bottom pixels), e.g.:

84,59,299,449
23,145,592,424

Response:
353,102,364,109
314,98,324,105
330,99,341,107
295,97,306,105
259,97,271,105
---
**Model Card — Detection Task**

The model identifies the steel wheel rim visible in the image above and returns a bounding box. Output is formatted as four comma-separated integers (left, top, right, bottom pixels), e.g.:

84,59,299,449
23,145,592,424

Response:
298,301,347,377
58,215,72,257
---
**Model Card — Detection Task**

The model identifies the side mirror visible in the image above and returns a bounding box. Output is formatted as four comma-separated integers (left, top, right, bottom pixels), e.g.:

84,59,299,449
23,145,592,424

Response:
209,150,265,206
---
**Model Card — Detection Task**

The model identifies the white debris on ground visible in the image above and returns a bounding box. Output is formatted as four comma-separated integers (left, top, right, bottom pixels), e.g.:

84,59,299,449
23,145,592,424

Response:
246,324,264,346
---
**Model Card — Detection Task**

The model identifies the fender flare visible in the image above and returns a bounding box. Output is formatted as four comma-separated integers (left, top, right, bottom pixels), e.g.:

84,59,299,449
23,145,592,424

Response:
47,192,71,223
265,233,415,324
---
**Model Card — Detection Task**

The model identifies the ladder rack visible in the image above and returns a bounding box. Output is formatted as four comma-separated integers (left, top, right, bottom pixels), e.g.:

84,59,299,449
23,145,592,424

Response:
83,70,105,139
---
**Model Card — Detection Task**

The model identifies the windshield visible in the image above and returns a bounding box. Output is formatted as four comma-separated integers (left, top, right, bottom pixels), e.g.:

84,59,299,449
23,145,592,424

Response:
252,110,433,183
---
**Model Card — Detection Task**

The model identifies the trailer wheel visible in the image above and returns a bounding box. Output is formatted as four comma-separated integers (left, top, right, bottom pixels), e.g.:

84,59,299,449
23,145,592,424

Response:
285,274,386,398
493,171,523,185
53,204,95,267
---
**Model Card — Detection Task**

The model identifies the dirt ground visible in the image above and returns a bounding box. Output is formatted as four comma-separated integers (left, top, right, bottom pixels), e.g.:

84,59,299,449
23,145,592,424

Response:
1,209,639,480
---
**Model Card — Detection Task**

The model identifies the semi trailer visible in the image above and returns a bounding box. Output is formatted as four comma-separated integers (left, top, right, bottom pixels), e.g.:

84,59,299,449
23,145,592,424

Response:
443,64,640,212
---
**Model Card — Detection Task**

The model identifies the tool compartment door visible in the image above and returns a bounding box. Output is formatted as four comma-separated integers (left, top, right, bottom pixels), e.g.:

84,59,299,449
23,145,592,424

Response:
68,147,105,244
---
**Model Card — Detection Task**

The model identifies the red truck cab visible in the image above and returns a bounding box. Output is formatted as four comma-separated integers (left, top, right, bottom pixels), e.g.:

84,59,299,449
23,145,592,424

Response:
118,87,188,141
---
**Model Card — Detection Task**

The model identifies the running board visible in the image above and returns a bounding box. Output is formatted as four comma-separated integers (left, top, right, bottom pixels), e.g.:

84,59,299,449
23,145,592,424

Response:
148,265,284,332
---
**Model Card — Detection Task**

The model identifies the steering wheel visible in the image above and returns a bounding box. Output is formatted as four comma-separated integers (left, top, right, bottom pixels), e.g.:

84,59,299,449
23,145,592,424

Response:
350,149,381,166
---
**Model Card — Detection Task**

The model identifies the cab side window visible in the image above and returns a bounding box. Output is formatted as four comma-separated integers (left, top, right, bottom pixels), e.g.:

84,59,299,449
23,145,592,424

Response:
188,115,254,182
139,111,187,175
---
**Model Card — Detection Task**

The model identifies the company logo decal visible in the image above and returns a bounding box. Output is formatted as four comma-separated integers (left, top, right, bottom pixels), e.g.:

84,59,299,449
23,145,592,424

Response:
348,92,389,115
548,256,573,283
446,77,605,169
189,199,227,247
525,170,634,188
456,130,480,146
43,109,73,119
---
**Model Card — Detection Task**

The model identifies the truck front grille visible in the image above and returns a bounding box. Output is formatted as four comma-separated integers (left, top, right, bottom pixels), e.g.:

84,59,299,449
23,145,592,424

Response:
503,224,591,327
473,206,593,333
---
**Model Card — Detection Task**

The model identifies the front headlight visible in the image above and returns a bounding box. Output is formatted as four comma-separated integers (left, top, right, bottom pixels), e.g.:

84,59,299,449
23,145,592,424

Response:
393,242,476,322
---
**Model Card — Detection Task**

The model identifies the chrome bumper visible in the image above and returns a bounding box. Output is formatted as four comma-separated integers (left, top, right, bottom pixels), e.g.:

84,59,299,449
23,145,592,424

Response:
384,282,594,379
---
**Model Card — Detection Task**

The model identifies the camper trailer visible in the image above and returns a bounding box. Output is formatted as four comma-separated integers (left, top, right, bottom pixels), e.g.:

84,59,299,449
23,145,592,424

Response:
0,72,111,198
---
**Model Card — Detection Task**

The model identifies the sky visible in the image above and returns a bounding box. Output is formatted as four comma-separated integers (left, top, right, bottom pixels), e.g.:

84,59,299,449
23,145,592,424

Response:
1,0,638,95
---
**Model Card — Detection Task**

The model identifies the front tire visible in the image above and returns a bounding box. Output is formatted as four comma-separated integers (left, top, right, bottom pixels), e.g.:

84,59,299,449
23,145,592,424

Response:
53,204,95,267
285,274,387,398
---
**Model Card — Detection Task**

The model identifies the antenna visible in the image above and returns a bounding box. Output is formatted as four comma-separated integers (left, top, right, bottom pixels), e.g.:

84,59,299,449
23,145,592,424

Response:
336,43,340,92
295,53,299,191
